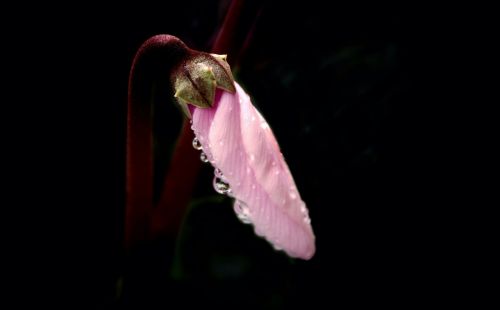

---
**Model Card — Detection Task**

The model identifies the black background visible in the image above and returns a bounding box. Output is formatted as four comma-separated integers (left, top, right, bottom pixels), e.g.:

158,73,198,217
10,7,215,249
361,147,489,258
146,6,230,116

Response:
9,0,467,307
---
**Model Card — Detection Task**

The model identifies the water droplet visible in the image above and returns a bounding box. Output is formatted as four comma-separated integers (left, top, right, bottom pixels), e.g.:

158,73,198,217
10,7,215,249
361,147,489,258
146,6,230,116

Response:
251,185,256,190
214,168,224,178
300,204,309,219
289,191,297,200
219,140,224,146
260,122,269,130
213,176,230,194
273,244,283,251
234,200,245,212
234,200,252,224
251,116,256,122
200,152,209,163
303,217,311,224
192,137,202,150
250,154,255,162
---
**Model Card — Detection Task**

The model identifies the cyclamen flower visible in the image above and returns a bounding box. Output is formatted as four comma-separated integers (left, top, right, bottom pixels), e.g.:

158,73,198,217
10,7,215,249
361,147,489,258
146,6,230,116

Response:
128,35,315,259
187,83,315,260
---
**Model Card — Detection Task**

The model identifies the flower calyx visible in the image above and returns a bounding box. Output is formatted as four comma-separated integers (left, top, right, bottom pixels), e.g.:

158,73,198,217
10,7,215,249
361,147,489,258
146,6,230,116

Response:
172,52,236,118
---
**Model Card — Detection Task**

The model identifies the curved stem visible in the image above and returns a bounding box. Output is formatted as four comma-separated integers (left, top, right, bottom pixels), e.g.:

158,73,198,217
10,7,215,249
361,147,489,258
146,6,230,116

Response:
125,0,259,249
125,35,188,248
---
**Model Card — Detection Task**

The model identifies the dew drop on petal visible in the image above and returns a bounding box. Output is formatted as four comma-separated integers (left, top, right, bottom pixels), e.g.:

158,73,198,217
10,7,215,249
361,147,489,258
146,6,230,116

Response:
300,203,308,215
200,152,209,163
213,176,231,194
234,200,252,224
300,203,311,225
214,168,224,179
192,137,202,150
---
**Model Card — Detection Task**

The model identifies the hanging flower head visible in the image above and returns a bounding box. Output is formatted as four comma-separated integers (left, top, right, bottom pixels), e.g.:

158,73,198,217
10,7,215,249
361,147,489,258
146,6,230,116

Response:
136,35,315,259
189,84,315,259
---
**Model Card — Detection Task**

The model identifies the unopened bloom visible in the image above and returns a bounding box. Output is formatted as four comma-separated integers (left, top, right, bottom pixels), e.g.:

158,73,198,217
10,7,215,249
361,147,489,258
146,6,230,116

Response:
168,36,315,259
189,83,315,260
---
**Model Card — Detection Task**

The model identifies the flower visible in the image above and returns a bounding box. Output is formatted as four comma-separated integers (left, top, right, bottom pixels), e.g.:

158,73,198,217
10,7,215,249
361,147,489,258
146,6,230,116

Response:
189,83,316,260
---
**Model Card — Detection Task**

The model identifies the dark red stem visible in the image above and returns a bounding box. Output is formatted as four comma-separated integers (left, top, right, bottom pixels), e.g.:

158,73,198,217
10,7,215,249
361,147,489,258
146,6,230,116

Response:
150,120,200,237
125,35,189,248
212,0,245,55
125,0,255,249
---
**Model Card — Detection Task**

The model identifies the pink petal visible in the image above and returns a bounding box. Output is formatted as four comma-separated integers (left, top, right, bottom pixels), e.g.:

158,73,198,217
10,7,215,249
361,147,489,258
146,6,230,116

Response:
190,83,315,260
